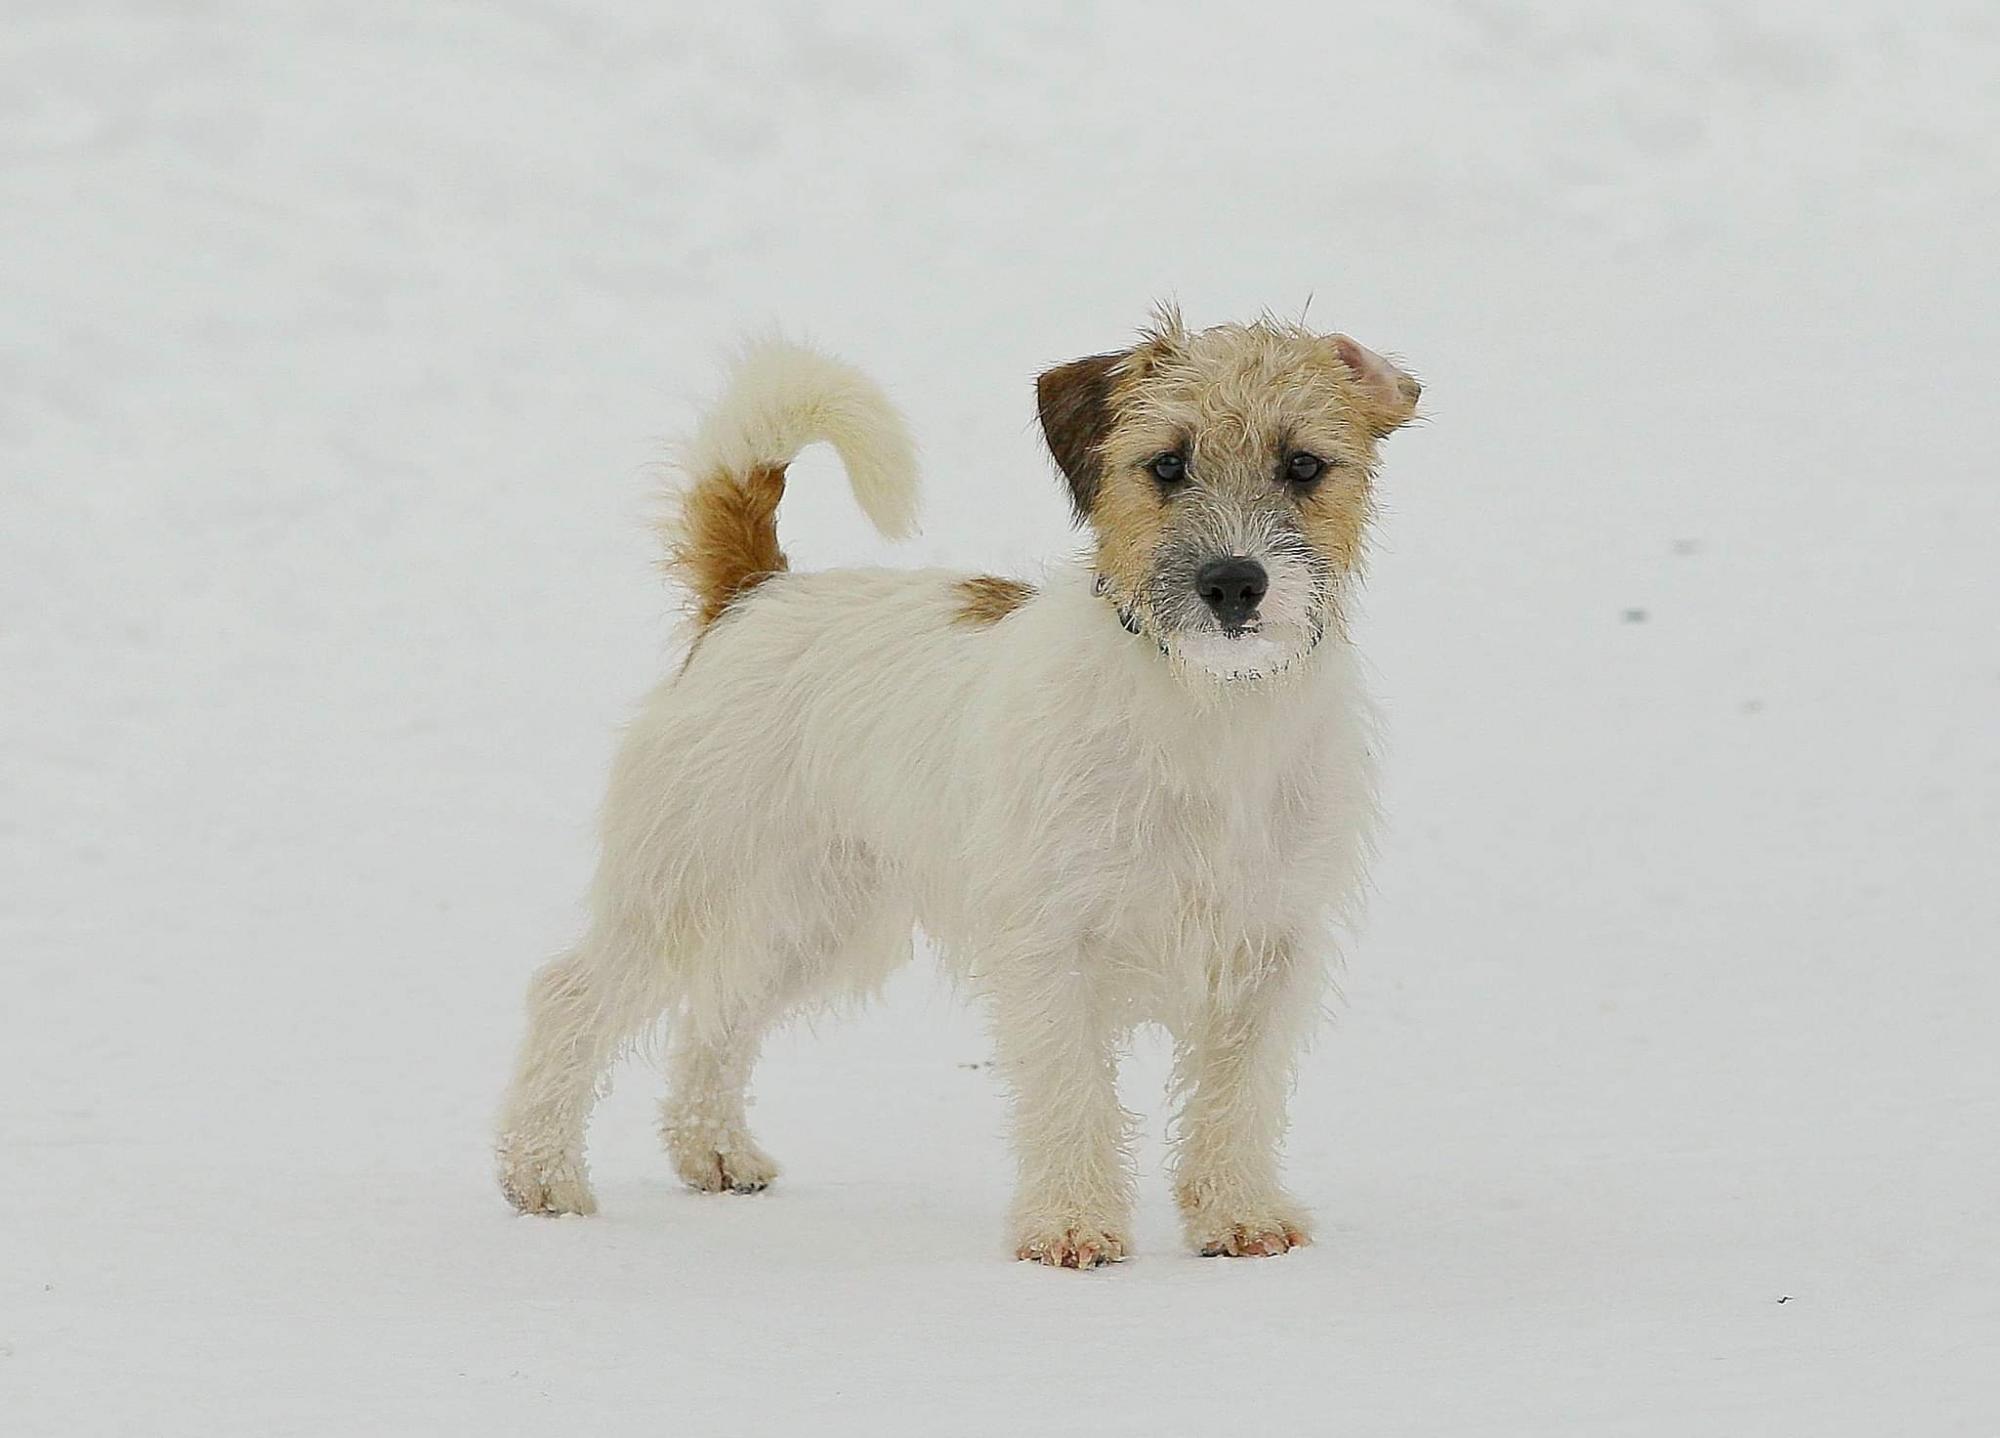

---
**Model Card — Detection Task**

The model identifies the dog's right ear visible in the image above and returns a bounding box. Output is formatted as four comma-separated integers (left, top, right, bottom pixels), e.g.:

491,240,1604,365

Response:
1036,352,1126,522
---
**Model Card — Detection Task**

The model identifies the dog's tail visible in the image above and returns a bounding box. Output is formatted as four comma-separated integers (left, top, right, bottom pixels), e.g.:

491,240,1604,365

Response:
663,339,919,630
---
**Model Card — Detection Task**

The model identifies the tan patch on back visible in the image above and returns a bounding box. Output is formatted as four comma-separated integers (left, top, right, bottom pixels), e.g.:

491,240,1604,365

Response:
952,574,1036,627
668,462,790,629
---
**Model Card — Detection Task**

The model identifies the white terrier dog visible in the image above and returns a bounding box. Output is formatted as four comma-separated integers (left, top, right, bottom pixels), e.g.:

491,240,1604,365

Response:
496,309,1421,1266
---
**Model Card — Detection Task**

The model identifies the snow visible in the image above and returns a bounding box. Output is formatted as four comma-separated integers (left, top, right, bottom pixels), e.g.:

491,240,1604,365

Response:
4,2,1997,1432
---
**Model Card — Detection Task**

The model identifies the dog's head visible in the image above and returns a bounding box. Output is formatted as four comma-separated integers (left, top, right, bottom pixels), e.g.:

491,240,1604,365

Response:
1038,309,1420,681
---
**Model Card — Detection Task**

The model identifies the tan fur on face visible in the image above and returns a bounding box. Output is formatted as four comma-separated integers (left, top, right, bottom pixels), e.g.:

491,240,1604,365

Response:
952,575,1036,627
666,462,790,629
1039,309,1420,650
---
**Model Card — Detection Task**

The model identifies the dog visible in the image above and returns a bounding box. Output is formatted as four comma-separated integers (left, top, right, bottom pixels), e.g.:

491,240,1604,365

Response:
496,308,1421,1266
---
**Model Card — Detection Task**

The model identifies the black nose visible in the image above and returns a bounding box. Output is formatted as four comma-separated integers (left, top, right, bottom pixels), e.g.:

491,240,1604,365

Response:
1195,557,1268,629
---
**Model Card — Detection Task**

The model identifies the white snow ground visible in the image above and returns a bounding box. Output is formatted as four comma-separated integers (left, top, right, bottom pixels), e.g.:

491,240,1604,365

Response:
4,2,1997,1433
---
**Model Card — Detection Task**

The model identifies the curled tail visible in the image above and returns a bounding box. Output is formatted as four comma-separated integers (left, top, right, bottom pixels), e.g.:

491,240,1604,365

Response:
663,340,919,629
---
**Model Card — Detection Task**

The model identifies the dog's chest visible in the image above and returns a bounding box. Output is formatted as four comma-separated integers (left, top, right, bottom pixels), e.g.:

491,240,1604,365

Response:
1099,741,1338,954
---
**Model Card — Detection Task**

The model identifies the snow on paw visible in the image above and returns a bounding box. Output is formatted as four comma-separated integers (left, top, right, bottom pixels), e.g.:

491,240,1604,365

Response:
1015,1225,1128,1269
495,1139,597,1216
1195,1218,1309,1258
1178,1181,1311,1258
669,1139,780,1194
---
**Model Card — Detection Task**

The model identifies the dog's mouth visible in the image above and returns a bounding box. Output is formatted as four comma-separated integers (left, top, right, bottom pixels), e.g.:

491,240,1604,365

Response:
1099,572,1329,681
1170,625,1288,679
1168,598,1335,683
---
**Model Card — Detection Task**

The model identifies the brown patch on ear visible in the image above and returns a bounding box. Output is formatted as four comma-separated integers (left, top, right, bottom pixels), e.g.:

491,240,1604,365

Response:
1036,352,1126,521
1331,335,1422,437
667,462,790,629
951,574,1036,627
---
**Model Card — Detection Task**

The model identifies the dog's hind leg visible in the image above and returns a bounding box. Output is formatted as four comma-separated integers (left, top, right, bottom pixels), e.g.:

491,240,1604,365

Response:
659,1002,785,1194
659,873,915,1195
496,925,666,1216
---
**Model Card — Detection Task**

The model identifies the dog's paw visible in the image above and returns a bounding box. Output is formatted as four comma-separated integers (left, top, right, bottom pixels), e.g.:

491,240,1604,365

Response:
1179,1186,1311,1258
1015,1223,1128,1270
496,1138,597,1216
1195,1218,1309,1258
667,1137,780,1194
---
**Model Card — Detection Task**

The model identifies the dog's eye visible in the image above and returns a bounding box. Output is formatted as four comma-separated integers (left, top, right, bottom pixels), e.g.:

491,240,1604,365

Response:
1285,453,1326,485
1150,452,1187,484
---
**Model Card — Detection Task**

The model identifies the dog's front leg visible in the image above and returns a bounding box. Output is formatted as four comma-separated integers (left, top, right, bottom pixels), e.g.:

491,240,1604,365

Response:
1170,942,1317,1257
988,947,1134,1268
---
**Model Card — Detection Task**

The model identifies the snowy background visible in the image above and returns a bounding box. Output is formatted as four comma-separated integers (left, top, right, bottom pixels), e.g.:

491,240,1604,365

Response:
5,2,1997,1433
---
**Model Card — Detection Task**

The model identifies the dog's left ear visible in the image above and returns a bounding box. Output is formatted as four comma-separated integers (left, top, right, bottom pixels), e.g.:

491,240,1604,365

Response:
1036,351,1126,522
1331,336,1423,437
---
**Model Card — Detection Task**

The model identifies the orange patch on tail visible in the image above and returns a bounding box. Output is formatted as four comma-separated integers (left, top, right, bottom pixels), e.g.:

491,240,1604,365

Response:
669,462,790,629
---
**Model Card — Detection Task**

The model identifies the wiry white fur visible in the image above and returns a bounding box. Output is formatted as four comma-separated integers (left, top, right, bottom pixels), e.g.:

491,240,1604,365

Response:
497,352,1379,1267
682,337,920,540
